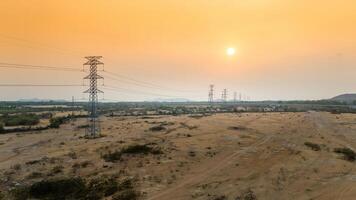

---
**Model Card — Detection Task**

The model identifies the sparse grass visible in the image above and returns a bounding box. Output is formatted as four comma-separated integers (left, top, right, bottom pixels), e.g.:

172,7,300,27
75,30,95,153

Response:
180,122,198,130
235,189,257,200
334,147,356,161
304,142,321,151
11,164,21,171
26,172,43,179
48,165,64,176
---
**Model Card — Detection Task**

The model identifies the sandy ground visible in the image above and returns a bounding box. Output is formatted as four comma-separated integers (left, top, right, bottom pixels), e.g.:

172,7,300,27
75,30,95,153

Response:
1,112,356,200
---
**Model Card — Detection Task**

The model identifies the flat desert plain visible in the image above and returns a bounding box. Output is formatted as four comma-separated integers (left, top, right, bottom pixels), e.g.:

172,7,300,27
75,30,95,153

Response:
1,112,356,200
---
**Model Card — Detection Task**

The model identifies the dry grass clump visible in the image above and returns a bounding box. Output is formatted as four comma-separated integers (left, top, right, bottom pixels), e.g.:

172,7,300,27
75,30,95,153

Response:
304,142,321,151
235,189,257,200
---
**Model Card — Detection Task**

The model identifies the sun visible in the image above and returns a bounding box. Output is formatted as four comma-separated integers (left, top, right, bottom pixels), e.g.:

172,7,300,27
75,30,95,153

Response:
226,47,236,56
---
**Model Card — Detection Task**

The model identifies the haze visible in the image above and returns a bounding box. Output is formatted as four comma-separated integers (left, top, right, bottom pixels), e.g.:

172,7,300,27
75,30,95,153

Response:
1,0,356,101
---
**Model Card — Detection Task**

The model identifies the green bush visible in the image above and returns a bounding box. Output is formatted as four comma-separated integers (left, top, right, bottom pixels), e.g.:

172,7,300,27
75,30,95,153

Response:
49,117,67,128
334,147,356,161
1,113,39,126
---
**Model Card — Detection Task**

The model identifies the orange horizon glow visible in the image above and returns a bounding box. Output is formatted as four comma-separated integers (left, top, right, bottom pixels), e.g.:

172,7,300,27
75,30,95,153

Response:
0,0,356,101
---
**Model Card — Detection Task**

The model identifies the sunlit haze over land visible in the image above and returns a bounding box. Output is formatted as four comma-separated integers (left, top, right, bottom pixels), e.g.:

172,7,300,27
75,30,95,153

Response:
1,0,356,101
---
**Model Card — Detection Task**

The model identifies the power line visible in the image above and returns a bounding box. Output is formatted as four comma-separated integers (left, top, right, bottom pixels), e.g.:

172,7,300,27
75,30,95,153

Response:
103,70,197,93
0,62,82,72
104,85,192,98
0,84,83,87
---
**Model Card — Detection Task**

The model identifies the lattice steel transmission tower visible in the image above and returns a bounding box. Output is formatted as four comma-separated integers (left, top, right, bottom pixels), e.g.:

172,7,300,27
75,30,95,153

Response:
222,89,227,102
233,91,237,102
83,56,104,138
208,84,214,103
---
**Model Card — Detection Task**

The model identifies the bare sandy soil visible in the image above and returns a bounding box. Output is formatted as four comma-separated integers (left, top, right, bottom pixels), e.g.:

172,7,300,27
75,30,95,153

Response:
1,112,356,200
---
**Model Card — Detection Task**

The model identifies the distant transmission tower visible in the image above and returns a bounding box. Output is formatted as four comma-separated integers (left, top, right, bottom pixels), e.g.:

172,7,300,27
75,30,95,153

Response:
208,84,214,103
83,56,104,138
233,92,237,102
222,89,227,102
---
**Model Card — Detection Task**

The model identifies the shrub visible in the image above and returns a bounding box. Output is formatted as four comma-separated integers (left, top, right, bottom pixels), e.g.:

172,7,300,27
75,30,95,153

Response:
122,144,162,155
102,144,162,162
10,186,30,200
304,142,321,151
149,125,166,132
26,172,43,179
334,147,356,161
229,126,247,131
49,117,67,128
1,113,40,126
102,150,123,162
112,189,139,200
19,177,87,200
10,176,137,200
235,189,257,200
113,179,139,200
86,177,118,199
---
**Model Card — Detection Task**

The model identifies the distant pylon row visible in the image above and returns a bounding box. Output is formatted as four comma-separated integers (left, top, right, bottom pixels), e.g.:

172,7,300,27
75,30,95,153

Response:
208,84,250,103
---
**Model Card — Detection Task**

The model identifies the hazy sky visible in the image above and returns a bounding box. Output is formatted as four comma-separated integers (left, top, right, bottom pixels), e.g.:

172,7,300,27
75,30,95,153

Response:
0,0,356,101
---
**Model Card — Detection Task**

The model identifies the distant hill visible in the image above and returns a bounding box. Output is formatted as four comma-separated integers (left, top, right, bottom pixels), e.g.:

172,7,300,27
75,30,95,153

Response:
18,98,67,102
153,98,191,102
330,94,356,103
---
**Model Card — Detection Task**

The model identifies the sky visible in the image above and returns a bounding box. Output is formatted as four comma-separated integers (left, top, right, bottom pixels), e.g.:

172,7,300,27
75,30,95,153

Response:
0,0,356,101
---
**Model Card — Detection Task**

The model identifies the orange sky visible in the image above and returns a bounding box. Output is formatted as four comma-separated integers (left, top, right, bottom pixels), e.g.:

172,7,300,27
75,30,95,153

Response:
1,0,356,101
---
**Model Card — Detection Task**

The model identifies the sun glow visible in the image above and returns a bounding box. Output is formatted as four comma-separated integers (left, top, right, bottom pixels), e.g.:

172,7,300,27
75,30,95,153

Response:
226,47,236,56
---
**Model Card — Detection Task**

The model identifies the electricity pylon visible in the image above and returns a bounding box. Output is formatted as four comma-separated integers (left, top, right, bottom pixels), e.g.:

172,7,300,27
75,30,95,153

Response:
208,84,214,103
222,89,227,102
83,56,104,138
234,91,237,102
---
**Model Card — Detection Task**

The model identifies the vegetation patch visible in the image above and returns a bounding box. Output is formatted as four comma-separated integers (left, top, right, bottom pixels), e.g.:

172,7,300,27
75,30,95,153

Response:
10,176,139,200
0,113,40,126
334,147,356,161
149,125,166,132
49,116,68,128
229,126,247,131
235,189,257,200
304,142,321,151
11,177,86,200
102,144,163,162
